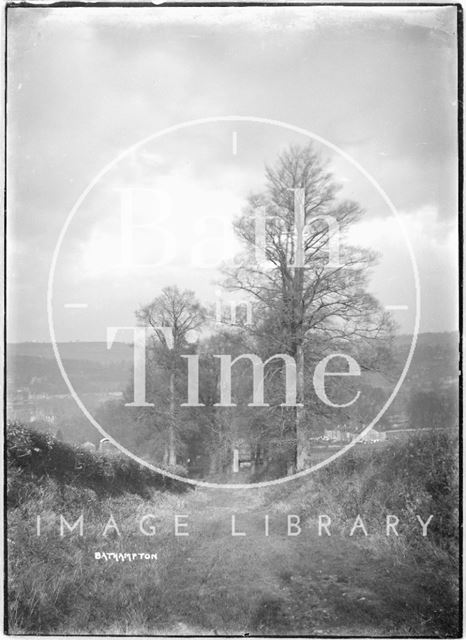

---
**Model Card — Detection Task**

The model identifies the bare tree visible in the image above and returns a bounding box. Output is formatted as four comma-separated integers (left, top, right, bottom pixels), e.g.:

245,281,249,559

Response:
222,144,393,471
136,286,207,466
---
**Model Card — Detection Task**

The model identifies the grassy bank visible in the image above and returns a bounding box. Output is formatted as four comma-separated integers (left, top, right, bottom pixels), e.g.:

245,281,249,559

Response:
7,421,188,502
6,424,460,636
261,430,460,636
264,430,459,553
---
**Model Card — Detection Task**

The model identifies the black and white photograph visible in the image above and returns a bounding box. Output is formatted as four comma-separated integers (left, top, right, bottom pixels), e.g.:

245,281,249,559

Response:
4,3,461,637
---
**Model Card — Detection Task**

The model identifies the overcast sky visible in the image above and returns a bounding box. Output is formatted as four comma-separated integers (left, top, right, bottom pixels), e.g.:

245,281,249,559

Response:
7,5,459,342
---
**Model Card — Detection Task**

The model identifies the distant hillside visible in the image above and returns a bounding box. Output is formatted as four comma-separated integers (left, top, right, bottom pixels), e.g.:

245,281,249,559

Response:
396,331,459,351
395,331,459,388
7,342,133,396
7,332,459,398
7,341,134,364
9,332,458,364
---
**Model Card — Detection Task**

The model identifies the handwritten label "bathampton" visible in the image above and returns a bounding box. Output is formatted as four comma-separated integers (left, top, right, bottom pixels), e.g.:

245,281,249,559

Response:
94,552,158,562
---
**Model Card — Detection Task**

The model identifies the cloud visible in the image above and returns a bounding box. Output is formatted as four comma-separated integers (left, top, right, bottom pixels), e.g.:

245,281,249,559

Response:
348,206,458,333
6,5,459,340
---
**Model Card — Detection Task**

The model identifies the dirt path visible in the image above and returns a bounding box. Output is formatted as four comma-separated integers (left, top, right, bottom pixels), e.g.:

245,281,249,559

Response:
151,488,456,636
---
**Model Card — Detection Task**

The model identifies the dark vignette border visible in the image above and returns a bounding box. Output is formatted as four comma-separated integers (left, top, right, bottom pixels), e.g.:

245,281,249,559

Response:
2,2,463,637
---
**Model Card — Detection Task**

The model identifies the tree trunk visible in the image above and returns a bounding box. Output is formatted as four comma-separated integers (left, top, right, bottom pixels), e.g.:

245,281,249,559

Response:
296,342,309,470
291,215,306,472
168,371,177,466
209,451,219,475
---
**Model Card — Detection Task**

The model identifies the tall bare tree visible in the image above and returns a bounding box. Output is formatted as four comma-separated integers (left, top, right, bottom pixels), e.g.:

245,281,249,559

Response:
136,286,207,466
222,144,393,471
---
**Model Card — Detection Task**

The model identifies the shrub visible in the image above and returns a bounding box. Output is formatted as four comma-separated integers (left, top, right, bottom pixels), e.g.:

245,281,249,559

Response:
264,430,459,554
6,422,189,502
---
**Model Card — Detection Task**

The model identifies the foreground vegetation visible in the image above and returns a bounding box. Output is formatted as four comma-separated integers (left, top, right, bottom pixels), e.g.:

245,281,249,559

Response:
7,424,460,636
7,421,188,502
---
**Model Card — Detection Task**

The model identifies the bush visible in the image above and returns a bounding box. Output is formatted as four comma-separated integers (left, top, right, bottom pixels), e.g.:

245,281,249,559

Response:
264,430,459,554
6,422,189,502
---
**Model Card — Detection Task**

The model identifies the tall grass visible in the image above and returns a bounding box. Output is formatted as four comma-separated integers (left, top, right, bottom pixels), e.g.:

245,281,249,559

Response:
260,431,460,637
7,423,192,633
264,430,459,553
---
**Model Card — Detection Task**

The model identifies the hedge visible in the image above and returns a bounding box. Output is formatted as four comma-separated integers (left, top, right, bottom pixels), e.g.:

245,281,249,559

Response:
6,422,189,500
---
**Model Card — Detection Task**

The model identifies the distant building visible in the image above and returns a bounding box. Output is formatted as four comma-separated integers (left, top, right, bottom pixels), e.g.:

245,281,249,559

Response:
360,429,386,442
99,438,119,455
385,427,439,441
324,428,386,443
386,413,409,430
30,414,56,425
324,429,353,442
233,439,254,469
81,441,96,452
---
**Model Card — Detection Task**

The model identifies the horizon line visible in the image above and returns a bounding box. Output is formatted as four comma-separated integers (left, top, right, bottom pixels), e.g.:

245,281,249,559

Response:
5,329,460,346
